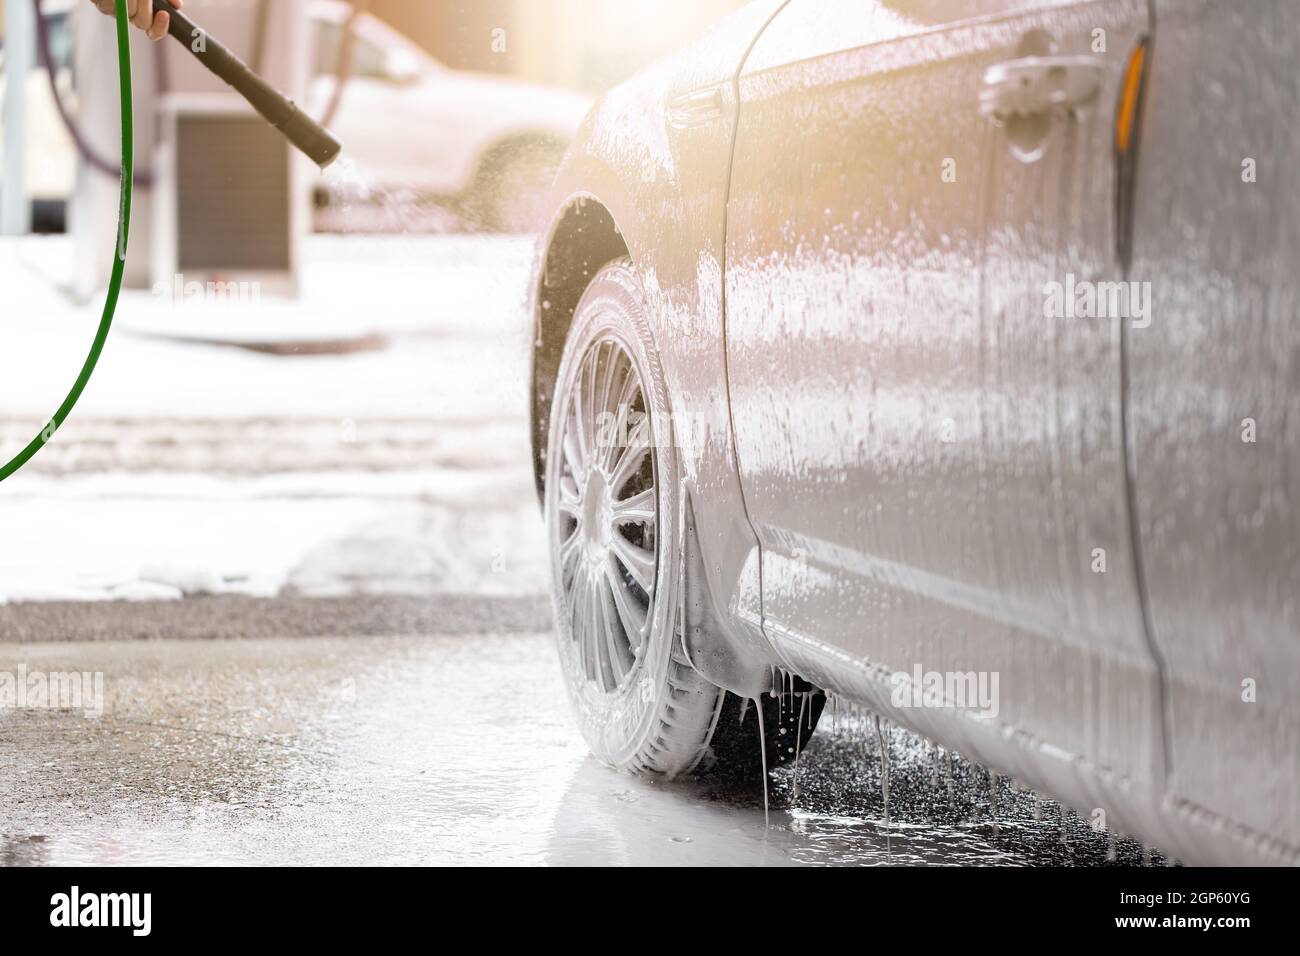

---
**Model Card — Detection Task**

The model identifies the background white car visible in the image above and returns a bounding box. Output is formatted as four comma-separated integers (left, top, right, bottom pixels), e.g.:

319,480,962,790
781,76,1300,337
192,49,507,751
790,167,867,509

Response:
2,0,592,234
309,0,593,231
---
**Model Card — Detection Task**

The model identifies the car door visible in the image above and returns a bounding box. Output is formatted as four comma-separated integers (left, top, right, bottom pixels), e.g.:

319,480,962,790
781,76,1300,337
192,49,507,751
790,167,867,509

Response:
1124,0,1300,855
724,0,1160,783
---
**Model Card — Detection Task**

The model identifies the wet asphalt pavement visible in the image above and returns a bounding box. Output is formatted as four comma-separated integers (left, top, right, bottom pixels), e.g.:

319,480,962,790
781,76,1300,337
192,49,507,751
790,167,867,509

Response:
1,615,1166,866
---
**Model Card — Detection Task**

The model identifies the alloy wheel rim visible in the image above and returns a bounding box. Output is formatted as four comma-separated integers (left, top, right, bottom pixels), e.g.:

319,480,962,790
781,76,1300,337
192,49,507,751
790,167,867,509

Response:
555,335,658,694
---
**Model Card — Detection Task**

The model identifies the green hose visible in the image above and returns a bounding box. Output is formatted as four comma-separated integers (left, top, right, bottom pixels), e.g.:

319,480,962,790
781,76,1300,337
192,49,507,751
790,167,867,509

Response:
0,0,132,482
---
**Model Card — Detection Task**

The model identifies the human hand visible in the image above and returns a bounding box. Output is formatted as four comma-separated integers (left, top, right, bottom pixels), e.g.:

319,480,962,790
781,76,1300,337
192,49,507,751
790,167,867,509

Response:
89,0,181,42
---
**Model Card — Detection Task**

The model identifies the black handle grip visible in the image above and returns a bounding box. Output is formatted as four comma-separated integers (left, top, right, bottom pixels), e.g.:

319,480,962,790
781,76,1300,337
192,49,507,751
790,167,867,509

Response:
153,0,342,169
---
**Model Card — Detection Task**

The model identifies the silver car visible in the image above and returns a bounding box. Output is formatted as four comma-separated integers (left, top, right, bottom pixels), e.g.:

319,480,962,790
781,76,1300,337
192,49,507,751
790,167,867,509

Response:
528,0,1298,866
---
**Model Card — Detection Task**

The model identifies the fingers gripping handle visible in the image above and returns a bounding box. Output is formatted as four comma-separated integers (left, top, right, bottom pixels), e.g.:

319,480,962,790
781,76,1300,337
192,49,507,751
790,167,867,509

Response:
152,0,342,168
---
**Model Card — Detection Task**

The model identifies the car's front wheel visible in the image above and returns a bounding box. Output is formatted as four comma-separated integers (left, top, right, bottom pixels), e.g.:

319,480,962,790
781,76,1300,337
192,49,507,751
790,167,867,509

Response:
544,258,822,779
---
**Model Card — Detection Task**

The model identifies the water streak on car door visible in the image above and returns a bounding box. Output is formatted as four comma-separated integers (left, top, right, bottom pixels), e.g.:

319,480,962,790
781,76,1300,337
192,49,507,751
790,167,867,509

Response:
724,0,1160,787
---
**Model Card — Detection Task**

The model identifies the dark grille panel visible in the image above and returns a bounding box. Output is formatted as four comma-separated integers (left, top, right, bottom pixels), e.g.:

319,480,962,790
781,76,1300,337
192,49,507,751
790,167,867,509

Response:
177,115,290,272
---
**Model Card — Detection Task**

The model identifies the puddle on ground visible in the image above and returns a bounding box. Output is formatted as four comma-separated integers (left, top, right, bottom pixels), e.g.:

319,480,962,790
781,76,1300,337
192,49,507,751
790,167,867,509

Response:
0,633,1165,866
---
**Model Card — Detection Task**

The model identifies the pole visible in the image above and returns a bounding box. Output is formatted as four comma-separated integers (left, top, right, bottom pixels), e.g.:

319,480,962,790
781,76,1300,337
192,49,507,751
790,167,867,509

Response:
2,0,36,234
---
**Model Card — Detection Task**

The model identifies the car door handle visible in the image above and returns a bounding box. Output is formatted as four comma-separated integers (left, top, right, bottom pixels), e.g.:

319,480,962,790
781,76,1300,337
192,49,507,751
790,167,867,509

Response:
979,55,1102,122
668,86,724,128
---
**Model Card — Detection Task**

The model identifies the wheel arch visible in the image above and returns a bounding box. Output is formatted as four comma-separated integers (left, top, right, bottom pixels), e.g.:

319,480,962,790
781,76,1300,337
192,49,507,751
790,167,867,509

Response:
529,192,631,501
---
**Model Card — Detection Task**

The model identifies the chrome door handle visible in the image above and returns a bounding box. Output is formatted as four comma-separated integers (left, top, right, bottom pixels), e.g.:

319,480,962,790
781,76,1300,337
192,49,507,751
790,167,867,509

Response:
668,86,723,128
979,55,1102,122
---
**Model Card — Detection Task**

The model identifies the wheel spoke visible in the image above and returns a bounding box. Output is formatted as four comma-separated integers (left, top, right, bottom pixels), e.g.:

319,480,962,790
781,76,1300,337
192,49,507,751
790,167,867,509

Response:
562,427,585,484
615,358,639,416
609,421,651,494
558,476,581,516
599,352,631,471
591,343,617,466
589,570,617,690
611,487,655,526
559,528,582,582
569,569,590,678
606,558,648,648
612,373,639,470
611,532,656,595
597,342,620,418
569,380,590,477
595,575,630,688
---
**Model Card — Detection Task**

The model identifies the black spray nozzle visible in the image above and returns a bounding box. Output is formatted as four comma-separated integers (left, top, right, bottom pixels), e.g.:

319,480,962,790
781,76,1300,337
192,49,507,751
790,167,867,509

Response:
152,0,343,169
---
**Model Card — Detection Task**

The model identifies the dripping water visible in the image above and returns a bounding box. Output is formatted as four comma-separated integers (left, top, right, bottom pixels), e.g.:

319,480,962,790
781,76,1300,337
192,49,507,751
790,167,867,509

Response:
792,691,809,803
873,714,891,826
754,696,769,826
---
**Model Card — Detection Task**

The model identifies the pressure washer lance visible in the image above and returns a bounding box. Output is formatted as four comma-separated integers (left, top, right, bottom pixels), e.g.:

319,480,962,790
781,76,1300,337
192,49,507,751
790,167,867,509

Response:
151,0,343,169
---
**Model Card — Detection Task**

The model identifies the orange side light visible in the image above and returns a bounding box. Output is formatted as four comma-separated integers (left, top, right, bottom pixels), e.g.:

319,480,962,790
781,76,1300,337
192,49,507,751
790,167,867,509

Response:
1115,41,1147,154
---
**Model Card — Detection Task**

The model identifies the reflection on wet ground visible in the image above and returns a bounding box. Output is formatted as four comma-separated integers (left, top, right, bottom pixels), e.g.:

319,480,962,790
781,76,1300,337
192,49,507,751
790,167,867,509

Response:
0,633,1165,866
